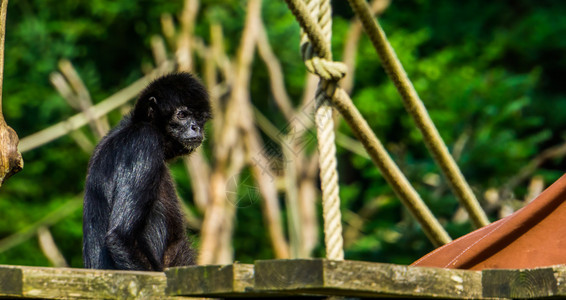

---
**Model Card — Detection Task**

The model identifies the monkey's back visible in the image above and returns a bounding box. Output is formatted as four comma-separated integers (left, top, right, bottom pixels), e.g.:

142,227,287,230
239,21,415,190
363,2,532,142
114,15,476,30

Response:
83,120,165,269
83,124,125,269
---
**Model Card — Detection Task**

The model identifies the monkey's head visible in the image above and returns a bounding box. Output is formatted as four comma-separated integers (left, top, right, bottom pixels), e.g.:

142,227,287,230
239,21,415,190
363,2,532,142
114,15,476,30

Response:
133,72,211,159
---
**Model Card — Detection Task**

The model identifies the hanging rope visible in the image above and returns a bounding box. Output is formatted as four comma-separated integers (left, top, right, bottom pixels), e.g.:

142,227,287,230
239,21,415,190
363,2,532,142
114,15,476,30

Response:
285,0,452,247
347,0,489,228
291,0,345,260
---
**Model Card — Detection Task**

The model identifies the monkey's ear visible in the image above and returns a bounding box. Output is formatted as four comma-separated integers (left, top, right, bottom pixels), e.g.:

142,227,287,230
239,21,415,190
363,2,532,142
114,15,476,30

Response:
147,96,157,119
149,96,157,105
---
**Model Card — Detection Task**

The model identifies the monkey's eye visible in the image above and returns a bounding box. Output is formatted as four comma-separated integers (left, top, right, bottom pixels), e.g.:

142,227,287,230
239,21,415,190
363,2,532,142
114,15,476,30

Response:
176,110,189,120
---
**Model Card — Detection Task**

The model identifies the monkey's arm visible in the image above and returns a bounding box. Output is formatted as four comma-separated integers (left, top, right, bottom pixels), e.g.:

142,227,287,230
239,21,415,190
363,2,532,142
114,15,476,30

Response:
105,126,166,271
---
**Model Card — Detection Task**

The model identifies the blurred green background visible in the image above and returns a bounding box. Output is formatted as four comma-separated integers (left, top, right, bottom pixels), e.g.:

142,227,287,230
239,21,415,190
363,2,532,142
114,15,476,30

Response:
1,0,566,267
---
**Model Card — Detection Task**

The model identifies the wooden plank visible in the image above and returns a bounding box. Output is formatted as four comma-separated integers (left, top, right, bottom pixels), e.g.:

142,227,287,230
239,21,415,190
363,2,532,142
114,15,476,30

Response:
0,266,23,297
9,261,566,299
254,259,484,299
483,267,557,298
551,265,566,296
166,263,256,297
22,266,169,299
255,259,324,290
0,265,170,299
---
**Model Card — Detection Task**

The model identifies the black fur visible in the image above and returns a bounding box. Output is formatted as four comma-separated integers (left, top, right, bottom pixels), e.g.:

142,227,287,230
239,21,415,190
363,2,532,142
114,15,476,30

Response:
83,72,211,271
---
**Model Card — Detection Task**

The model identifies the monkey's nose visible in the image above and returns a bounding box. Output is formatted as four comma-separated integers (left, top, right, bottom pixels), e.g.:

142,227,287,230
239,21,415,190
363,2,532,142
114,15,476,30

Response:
185,128,203,143
186,127,202,141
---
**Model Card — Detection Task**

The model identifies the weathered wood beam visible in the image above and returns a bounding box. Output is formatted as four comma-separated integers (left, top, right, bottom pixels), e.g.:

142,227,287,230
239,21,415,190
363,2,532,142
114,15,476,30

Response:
0,266,21,297
3,261,566,299
483,267,558,299
254,259,483,299
0,265,169,299
166,263,256,297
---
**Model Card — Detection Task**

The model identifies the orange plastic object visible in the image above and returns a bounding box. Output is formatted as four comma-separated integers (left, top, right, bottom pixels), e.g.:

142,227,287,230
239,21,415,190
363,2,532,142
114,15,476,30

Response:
412,174,566,270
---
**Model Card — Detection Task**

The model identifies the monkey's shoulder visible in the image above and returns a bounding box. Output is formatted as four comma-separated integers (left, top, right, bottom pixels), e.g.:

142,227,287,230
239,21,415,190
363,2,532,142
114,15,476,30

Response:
89,122,165,171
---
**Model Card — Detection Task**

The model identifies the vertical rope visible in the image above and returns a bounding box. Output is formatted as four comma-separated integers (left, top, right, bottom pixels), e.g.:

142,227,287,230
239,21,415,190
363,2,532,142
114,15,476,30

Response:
315,91,344,260
300,0,344,260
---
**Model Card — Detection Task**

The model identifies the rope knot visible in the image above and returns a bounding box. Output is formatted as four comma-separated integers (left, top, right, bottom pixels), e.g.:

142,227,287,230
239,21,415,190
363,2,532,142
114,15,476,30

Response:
304,57,347,81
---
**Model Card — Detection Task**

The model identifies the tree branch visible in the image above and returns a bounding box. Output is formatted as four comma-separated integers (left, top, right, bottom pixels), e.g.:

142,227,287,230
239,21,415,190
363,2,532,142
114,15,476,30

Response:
0,0,23,187
256,19,295,122
18,62,174,152
37,226,69,267
0,0,6,113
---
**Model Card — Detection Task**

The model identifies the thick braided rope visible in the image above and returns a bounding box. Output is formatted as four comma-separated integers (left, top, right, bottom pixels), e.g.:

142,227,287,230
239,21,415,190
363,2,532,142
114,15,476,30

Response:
298,0,344,260
285,0,452,247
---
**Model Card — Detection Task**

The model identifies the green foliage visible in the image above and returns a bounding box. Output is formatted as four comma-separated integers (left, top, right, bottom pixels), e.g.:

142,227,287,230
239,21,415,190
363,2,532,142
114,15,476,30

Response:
1,0,566,267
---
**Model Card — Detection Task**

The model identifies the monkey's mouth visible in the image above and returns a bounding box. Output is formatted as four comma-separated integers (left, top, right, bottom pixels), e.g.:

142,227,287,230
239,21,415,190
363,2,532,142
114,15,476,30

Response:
181,137,203,150
183,136,203,144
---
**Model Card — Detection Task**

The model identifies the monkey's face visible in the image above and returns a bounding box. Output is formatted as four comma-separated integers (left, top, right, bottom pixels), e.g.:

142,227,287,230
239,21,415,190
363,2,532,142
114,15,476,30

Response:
133,72,212,159
166,106,210,154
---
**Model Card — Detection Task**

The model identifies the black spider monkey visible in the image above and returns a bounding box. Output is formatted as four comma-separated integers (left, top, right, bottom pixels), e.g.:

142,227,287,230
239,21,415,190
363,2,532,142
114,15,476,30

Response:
82,72,211,271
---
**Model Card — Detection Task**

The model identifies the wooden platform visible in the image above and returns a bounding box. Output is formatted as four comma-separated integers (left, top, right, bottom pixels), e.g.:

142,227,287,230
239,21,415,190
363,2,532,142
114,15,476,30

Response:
1,259,565,299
